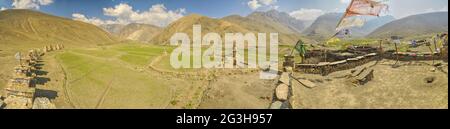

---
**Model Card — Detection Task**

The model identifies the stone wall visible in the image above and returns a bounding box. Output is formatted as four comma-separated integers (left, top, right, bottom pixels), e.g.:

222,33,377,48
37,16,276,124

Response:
294,49,448,75
295,53,378,75
382,51,447,61
0,45,61,109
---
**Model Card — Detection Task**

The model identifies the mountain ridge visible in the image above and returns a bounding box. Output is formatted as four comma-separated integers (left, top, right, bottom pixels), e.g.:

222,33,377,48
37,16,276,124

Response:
0,9,117,48
368,12,448,38
303,12,397,40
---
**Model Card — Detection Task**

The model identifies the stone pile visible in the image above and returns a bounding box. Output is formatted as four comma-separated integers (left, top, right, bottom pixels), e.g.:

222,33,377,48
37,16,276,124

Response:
42,44,64,53
296,53,378,75
270,69,293,109
32,97,56,109
0,47,56,109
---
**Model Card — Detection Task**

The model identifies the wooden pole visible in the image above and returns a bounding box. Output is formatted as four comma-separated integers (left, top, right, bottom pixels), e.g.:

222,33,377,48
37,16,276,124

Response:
290,41,303,64
379,40,383,52
325,0,354,42
434,35,438,52
433,36,438,65
428,45,435,65
378,40,383,61
335,0,354,29
290,41,299,56
394,41,399,65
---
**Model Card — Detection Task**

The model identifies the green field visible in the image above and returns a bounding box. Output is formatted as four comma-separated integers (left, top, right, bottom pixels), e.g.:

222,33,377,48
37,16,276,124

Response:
56,44,173,108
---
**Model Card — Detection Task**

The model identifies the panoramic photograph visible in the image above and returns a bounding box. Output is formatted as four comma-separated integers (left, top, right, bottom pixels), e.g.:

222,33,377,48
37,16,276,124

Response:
0,0,448,109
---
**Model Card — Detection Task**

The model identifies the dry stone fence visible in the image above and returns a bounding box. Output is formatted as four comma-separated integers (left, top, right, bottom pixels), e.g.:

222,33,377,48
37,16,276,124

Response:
0,44,63,109
293,45,448,76
272,43,448,109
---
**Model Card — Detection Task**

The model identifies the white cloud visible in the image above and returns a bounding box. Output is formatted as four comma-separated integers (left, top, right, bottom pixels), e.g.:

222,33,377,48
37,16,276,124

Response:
38,0,53,5
103,3,135,18
0,7,7,11
12,0,53,9
289,8,326,21
72,3,186,27
248,0,262,10
247,0,277,10
260,0,277,5
103,3,185,27
72,13,115,26
12,0,39,9
273,5,279,10
340,0,351,4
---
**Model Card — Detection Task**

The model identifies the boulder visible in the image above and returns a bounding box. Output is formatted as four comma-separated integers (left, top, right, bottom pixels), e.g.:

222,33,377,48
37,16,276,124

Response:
3,96,32,109
279,72,290,85
270,101,283,109
275,84,289,101
47,46,51,51
32,97,56,109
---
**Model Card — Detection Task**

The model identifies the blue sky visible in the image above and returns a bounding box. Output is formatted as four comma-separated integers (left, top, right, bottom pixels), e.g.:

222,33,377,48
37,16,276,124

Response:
0,0,448,26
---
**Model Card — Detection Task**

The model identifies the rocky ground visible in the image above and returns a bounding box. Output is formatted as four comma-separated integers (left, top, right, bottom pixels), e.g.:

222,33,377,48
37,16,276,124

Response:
291,60,448,109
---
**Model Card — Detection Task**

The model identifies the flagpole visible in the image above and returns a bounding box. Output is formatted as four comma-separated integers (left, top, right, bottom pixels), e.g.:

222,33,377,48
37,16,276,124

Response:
290,41,300,56
326,0,355,42
336,0,354,29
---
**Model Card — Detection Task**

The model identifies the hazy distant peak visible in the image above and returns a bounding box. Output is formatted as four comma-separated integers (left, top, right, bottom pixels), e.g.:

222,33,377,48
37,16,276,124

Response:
369,12,449,38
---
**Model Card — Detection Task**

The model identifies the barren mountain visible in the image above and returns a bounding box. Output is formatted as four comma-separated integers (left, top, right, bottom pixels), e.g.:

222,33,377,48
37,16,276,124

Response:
351,15,395,37
151,14,252,45
100,24,126,35
222,14,302,45
302,13,342,40
303,13,396,40
248,10,305,33
117,23,163,43
368,12,448,38
0,9,117,48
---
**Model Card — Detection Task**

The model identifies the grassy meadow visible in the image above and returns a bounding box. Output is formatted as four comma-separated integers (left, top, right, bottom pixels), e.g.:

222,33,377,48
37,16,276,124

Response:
56,43,174,108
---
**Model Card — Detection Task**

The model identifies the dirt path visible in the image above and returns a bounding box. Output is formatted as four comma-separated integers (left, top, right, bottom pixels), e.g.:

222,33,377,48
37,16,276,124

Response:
57,56,77,108
27,18,40,38
95,77,114,109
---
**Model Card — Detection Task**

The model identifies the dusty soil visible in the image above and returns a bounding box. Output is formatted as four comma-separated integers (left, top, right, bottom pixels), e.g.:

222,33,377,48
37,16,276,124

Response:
292,60,448,109
198,72,276,109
